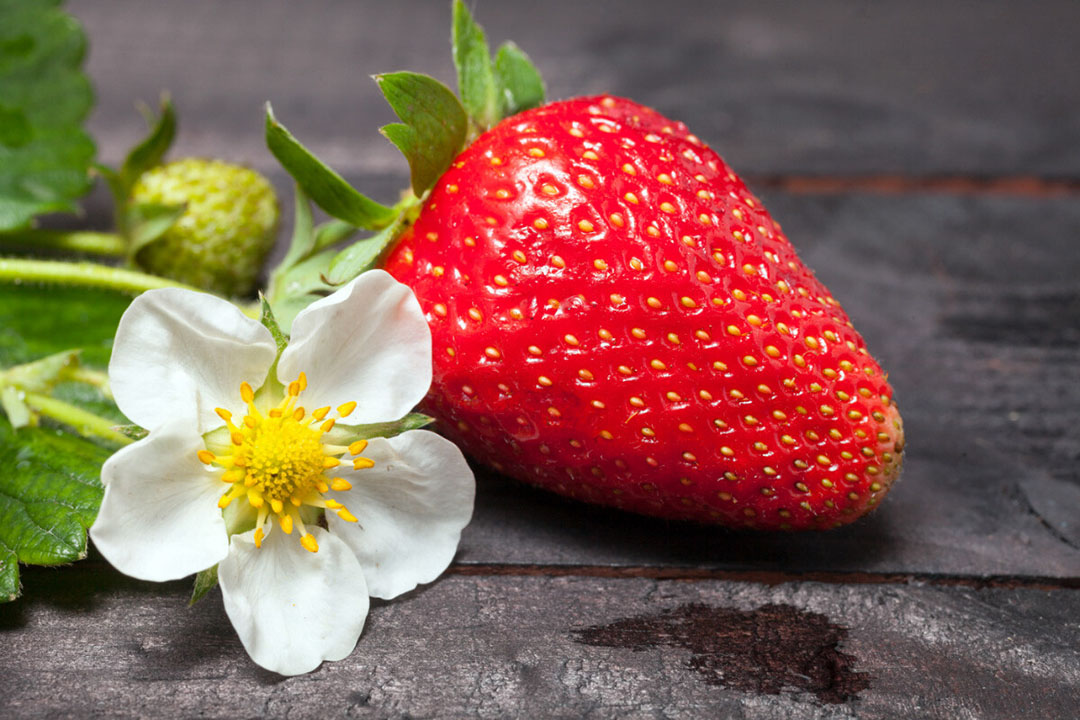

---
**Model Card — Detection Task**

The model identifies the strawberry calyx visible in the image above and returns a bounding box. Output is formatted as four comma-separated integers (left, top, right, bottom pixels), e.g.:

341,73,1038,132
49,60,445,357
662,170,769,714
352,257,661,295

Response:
262,1,546,327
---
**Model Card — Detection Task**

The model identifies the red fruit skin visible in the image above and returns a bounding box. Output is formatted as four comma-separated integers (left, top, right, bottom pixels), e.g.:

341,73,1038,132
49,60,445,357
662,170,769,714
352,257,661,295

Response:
383,95,904,529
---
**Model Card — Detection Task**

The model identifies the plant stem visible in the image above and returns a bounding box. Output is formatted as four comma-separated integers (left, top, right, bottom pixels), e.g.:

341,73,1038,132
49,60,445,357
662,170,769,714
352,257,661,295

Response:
0,258,198,294
22,391,131,446
0,229,127,256
61,366,112,397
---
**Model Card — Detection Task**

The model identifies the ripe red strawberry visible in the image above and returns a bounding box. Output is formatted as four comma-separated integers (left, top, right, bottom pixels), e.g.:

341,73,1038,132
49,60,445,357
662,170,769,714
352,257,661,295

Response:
381,95,903,530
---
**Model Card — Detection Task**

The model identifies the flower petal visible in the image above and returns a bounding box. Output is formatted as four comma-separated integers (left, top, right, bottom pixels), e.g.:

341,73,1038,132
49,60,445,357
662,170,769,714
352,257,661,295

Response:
109,288,278,434
328,430,474,600
90,414,229,582
277,270,431,425
218,526,369,676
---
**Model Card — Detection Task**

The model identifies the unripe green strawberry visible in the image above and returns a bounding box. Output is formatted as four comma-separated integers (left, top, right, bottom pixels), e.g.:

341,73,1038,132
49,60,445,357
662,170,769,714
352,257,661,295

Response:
131,158,279,296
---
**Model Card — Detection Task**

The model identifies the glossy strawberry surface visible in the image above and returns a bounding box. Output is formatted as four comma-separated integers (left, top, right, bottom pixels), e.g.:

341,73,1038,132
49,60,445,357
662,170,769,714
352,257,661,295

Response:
383,95,904,529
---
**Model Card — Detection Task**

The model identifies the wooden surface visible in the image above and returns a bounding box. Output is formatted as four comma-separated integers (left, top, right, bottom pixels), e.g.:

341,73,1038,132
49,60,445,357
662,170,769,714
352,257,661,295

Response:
4,1,1079,717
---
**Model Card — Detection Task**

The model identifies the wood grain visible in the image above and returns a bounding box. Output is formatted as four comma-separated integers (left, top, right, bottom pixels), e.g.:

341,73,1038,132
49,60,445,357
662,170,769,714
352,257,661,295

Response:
71,0,1080,178
2,567,1077,719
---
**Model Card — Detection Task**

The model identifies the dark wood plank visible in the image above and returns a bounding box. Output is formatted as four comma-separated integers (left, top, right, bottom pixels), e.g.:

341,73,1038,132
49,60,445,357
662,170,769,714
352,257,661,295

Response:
71,0,1080,178
2,566,1077,719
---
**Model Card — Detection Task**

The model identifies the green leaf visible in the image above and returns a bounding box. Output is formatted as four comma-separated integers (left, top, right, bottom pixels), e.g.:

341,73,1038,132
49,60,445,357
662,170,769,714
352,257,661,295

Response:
0,0,96,230
0,283,130,368
0,281,131,601
376,72,467,197
0,418,110,601
124,201,185,257
494,42,545,118
265,104,397,230
189,564,218,606
452,0,497,132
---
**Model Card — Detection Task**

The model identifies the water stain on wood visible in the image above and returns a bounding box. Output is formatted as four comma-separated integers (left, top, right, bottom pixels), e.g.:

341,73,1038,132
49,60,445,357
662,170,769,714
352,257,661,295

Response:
571,602,869,704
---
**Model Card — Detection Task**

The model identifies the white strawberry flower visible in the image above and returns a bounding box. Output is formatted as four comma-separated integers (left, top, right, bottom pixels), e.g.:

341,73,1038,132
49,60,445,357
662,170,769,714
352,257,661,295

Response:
89,270,474,676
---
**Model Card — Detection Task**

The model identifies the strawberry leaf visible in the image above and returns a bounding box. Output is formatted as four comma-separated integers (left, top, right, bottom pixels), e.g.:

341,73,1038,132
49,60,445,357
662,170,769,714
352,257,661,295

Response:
265,103,397,230
494,42,545,118
0,0,96,230
376,72,467,198
0,282,131,601
451,0,497,132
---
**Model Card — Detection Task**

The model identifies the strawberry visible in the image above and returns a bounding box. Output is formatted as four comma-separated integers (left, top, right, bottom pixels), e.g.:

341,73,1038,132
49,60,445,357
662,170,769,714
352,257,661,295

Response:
381,95,904,529
131,158,279,296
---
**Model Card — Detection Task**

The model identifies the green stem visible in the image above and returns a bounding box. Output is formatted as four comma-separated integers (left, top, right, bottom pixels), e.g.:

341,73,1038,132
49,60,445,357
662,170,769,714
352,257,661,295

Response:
0,258,198,294
0,229,127,256
61,366,112,397
22,391,131,446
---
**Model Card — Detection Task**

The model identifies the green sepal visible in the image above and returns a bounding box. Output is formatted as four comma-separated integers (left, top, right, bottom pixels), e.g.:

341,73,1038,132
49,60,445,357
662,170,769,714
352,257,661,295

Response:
376,72,467,198
113,424,148,441
259,295,288,355
0,386,31,428
189,564,218,606
124,201,185,258
1,349,80,394
494,42,545,117
313,220,358,254
117,98,176,201
452,0,498,133
265,103,397,230
343,412,434,441
276,184,316,273
326,213,407,287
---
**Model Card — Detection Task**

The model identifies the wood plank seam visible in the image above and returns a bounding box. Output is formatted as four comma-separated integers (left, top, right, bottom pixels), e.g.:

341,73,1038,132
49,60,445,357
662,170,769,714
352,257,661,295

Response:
448,564,1080,590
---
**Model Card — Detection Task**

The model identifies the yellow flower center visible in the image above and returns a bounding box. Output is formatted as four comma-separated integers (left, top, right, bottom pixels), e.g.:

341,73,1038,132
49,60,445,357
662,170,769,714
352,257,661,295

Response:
196,372,374,553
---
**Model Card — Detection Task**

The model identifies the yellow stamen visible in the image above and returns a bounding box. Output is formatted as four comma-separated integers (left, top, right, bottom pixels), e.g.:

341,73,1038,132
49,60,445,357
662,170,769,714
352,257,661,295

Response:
200,374,367,554
354,457,375,470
